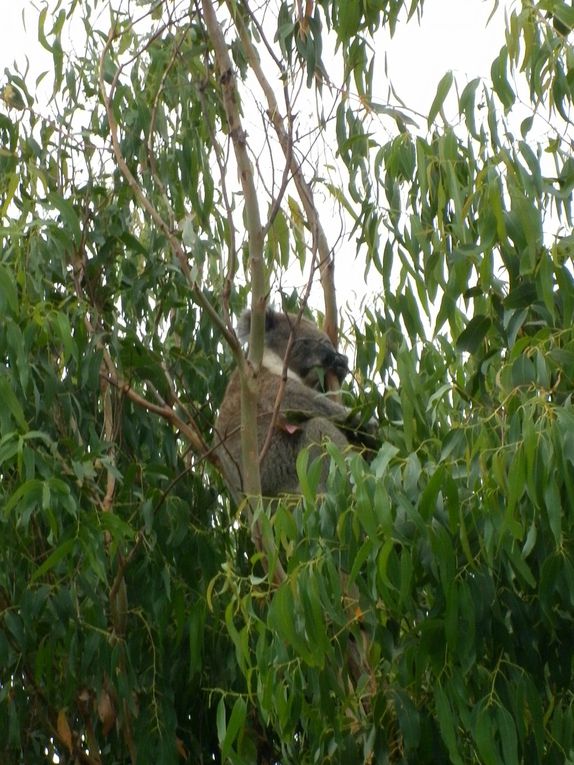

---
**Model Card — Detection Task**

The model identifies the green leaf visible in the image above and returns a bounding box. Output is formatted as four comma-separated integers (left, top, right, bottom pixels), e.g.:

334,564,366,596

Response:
299,573,329,663
511,355,536,388
391,688,420,752
53,311,78,363
472,701,499,765
31,539,76,582
455,315,491,354
553,3,574,33
506,444,525,525
0,377,28,432
0,265,18,316
3,479,43,516
268,584,317,666
338,2,361,42
0,432,19,465
268,208,290,268
46,192,81,246
506,544,536,588
496,705,519,765
37,6,53,52
459,78,480,137
428,70,453,127
371,442,399,478
216,697,226,749
0,172,19,216
435,685,463,765
491,47,515,110
220,697,247,758
543,479,562,545
98,512,136,542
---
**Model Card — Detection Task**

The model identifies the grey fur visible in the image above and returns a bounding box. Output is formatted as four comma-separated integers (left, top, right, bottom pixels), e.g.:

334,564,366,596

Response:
214,307,376,498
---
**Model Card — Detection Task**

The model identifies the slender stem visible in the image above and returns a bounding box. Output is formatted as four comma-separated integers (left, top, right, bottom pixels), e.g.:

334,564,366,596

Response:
231,1,340,353
201,0,266,499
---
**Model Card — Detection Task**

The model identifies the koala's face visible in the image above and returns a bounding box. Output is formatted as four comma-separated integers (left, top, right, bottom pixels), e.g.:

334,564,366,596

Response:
238,308,349,390
289,321,349,390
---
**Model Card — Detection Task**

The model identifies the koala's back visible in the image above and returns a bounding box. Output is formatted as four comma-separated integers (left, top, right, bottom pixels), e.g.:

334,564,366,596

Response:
214,366,349,498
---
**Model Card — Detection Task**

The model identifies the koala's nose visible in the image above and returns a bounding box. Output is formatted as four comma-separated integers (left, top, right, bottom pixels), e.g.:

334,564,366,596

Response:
333,352,349,380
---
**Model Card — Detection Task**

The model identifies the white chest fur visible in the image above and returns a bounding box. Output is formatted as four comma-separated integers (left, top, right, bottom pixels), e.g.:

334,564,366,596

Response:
261,349,303,383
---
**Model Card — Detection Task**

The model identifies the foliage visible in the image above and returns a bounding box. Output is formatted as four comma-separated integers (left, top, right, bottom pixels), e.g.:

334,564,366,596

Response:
1,0,574,763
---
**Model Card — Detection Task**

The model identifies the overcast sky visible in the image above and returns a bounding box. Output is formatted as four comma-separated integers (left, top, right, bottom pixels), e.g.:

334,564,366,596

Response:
1,1,507,113
384,0,506,112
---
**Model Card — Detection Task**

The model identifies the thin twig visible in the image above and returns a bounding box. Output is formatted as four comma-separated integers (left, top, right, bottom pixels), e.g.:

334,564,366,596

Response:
195,81,238,328
146,30,187,231
231,0,340,352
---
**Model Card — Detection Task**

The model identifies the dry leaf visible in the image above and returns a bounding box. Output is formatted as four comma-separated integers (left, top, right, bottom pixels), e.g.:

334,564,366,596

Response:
57,709,73,754
97,688,116,737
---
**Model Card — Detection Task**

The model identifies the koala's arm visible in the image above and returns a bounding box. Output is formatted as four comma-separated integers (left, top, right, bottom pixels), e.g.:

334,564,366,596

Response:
279,379,380,452
279,378,349,420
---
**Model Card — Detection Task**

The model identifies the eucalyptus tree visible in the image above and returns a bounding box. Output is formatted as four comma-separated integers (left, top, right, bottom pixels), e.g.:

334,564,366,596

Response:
1,0,574,763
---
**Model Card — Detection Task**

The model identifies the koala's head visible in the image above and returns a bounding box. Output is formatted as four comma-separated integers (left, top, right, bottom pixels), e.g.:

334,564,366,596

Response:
238,307,348,390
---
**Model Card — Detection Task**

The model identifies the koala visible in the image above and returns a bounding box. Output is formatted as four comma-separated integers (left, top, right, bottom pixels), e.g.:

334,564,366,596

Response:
214,307,377,499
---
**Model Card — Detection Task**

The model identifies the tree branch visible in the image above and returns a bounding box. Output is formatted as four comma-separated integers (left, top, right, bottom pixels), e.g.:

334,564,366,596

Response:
230,1,340,356
201,0,265,500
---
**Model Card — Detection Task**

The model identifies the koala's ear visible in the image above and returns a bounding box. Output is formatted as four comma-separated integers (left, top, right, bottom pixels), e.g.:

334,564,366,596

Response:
238,306,279,344
237,310,251,344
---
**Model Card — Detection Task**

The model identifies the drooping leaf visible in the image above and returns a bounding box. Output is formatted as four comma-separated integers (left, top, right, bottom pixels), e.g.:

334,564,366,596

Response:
428,70,453,127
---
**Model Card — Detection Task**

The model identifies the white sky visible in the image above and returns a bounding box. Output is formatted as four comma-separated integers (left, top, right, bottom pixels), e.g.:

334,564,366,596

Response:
2,5,49,79
1,1,507,111
384,0,506,112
